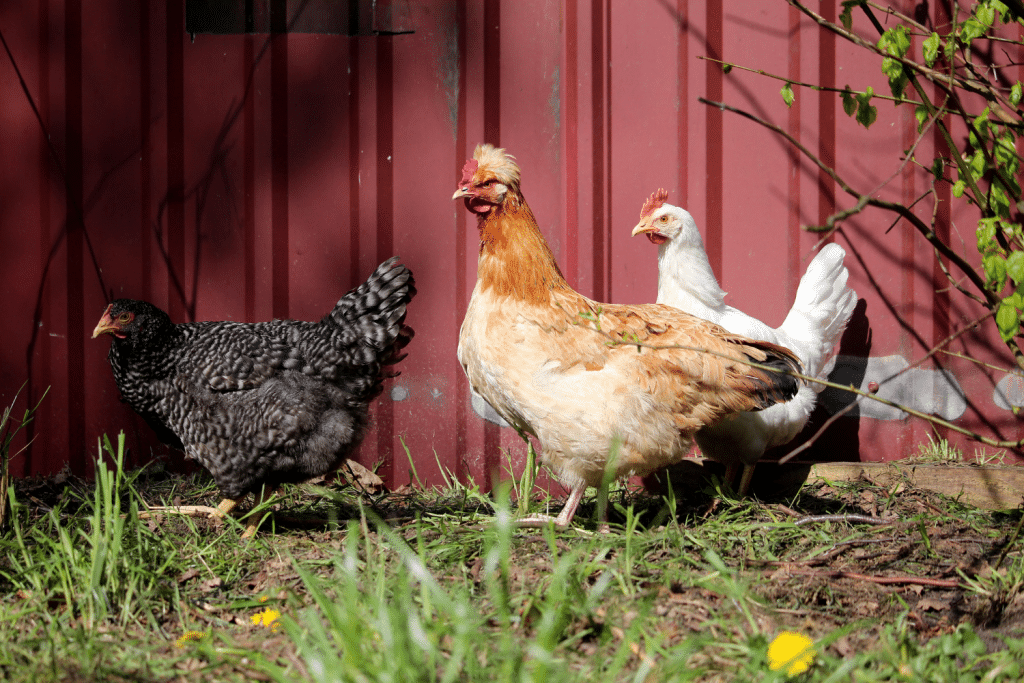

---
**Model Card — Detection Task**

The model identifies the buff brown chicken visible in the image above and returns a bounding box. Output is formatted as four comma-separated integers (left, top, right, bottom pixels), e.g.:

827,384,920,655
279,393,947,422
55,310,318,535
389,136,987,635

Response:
453,144,802,528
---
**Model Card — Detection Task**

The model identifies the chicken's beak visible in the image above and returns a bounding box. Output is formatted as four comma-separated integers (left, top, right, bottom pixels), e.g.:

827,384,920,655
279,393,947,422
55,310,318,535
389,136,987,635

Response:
452,186,472,200
631,220,668,246
631,221,653,237
92,305,118,339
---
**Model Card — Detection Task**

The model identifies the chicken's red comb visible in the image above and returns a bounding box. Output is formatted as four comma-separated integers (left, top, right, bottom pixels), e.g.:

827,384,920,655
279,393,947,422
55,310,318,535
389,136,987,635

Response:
640,188,669,218
459,159,479,187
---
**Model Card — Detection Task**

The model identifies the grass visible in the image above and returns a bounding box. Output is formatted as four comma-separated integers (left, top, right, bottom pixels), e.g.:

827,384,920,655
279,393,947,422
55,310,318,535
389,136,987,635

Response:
1,384,48,530
0,437,1023,682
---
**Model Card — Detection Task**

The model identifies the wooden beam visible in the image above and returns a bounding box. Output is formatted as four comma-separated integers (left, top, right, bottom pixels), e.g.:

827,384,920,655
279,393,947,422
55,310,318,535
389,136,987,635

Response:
665,458,1024,511
804,461,1024,511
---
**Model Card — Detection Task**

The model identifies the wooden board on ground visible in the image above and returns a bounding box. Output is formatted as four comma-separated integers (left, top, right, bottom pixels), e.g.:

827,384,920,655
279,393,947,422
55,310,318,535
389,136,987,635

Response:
804,461,1024,511
667,458,1024,511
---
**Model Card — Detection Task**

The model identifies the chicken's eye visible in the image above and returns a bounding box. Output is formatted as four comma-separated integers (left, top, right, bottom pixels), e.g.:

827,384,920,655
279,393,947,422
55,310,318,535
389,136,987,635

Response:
659,215,669,223
118,312,132,324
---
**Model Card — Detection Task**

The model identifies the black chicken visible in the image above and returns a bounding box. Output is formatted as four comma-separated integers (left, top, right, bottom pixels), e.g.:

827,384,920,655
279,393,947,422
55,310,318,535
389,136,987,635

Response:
92,257,415,537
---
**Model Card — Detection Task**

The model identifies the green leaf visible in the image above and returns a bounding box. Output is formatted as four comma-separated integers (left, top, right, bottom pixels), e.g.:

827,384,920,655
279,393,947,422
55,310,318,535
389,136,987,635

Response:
973,107,991,137
1006,288,1024,309
977,218,999,252
969,108,991,149
878,25,911,58
839,5,852,30
944,35,958,61
923,32,941,66
881,56,902,81
959,18,987,44
1010,82,1022,106
889,70,909,100
915,104,930,132
722,63,733,74
994,133,1018,168
991,182,1011,218
877,29,911,99
1008,175,1022,202
996,301,1020,342
780,82,794,108
969,148,986,180
977,2,996,27
984,253,1008,290
841,86,857,117
991,0,1011,22
1007,250,1024,284
931,157,944,181
839,1,863,30
995,143,1015,168
880,55,909,99
1009,222,1024,244
856,87,877,128
953,179,967,198
857,101,878,128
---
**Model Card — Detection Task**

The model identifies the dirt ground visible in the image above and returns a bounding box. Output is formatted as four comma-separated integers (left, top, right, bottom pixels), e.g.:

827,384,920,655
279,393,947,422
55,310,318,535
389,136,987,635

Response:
8,457,1024,675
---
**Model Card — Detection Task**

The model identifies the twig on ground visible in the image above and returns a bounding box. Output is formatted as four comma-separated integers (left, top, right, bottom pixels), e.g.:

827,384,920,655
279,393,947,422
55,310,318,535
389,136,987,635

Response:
769,567,960,588
793,514,892,526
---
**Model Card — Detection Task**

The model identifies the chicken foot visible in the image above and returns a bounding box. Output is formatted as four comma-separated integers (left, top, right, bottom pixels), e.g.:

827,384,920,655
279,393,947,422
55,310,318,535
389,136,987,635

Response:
237,487,279,539
516,484,587,530
139,490,277,539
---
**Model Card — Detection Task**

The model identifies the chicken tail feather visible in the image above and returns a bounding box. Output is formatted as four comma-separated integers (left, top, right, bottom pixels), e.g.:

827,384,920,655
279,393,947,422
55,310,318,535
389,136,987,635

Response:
779,243,857,382
740,341,802,411
322,257,417,364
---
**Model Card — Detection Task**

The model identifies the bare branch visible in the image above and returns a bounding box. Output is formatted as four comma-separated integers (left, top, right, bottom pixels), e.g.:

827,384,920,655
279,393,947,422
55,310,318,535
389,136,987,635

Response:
583,319,1024,451
697,97,999,306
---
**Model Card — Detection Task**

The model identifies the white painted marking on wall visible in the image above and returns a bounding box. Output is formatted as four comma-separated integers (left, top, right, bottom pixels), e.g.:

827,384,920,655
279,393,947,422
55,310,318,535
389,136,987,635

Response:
820,355,966,421
994,373,1024,409
471,392,509,427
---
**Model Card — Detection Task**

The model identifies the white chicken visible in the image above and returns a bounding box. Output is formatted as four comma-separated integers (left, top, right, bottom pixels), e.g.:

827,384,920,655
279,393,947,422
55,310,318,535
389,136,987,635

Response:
632,189,857,495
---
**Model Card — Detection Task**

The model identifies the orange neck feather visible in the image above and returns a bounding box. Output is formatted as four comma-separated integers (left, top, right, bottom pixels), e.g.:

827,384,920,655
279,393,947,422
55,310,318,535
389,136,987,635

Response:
475,193,574,305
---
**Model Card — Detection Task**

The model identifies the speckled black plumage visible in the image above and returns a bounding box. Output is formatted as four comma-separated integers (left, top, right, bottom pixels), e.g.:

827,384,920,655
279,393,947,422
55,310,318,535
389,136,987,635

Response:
97,257,415,500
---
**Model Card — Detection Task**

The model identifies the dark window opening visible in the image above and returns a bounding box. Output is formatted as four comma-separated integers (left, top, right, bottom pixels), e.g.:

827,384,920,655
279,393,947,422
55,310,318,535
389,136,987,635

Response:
185,0,414,36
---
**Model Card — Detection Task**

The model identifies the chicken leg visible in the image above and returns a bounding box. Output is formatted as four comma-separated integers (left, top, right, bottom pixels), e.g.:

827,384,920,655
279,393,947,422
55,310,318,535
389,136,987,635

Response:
516,484,586,529
720,462,756,497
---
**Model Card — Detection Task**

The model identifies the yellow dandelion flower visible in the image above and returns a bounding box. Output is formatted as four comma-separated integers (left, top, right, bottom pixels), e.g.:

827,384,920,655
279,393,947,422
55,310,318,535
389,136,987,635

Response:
175,630,207,648
767,631,815,676
251,607,281,632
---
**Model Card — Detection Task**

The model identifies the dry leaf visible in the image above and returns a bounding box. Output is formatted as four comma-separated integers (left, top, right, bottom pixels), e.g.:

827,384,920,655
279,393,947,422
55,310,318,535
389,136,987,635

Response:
199,577,223,593
178,568,201,584
833,635,855,658
916,597,950,612
341,459,385,493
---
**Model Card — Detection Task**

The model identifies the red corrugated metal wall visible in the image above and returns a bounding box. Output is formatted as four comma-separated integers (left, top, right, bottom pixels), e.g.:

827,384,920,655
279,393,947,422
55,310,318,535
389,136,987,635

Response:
1,0,1021,491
